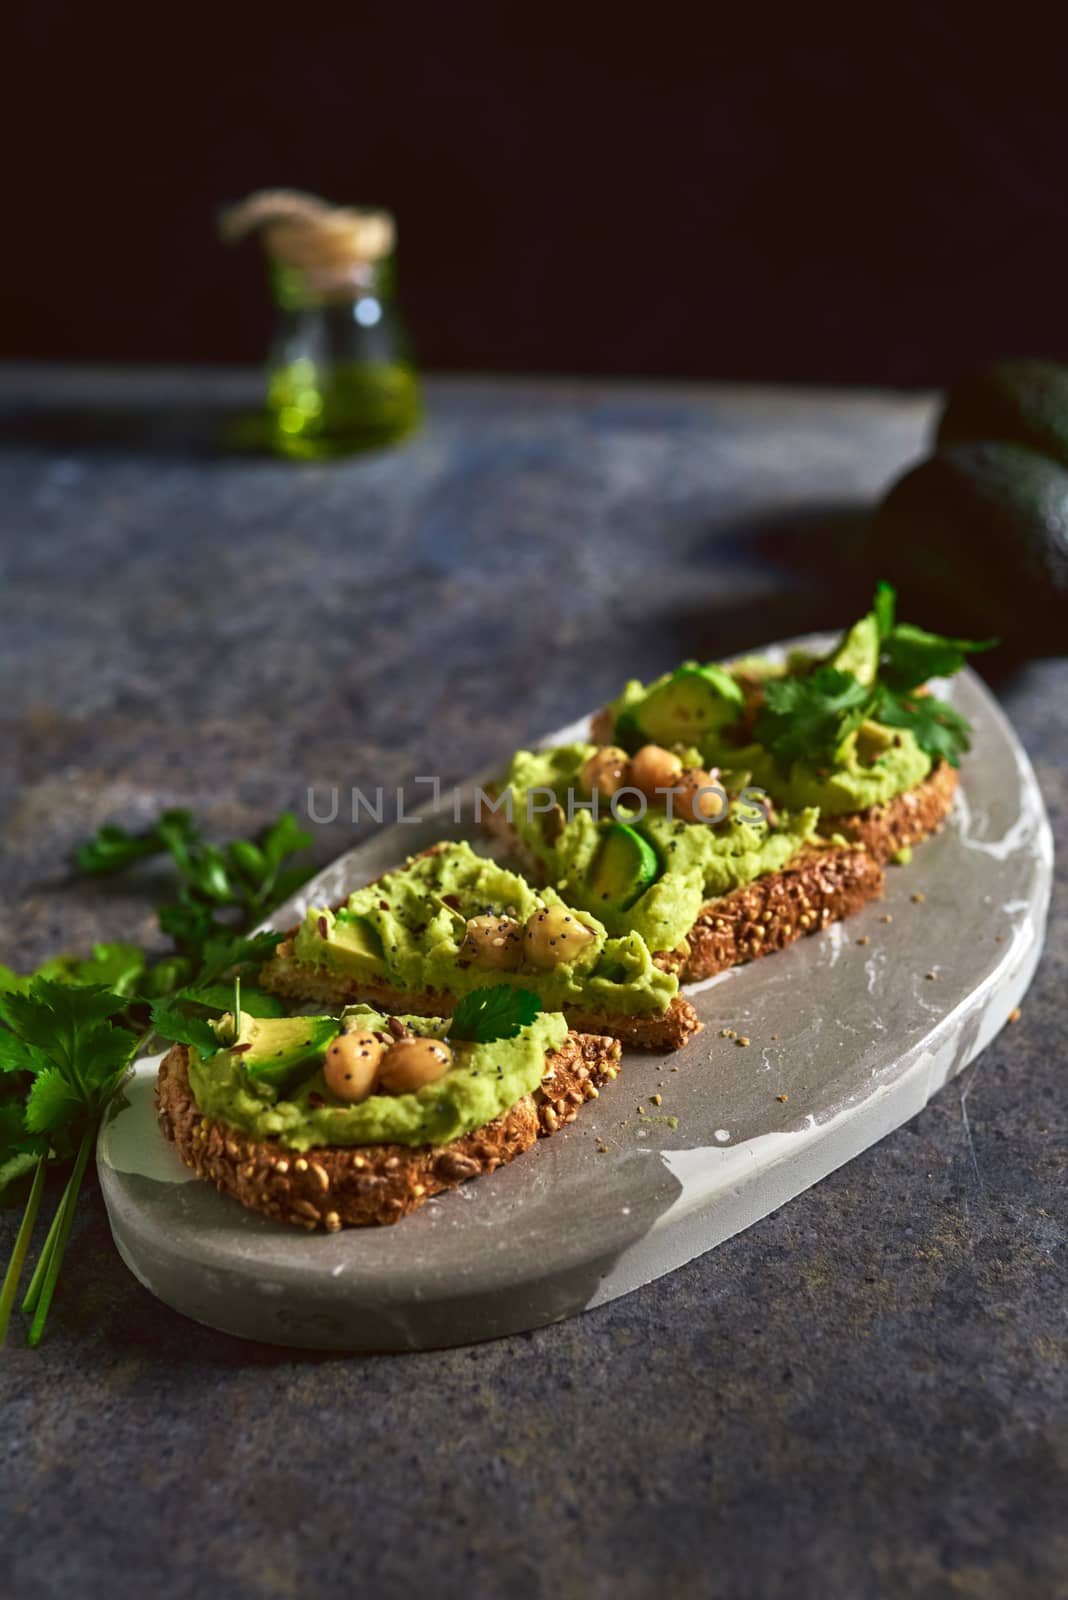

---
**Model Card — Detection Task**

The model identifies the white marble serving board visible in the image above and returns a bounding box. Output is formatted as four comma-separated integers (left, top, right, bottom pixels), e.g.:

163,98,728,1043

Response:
98,641,1053,1350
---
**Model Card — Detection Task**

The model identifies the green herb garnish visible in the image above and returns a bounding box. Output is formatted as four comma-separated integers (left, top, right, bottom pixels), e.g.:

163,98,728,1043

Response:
0,807,318,1347
0,982,145,1347
76,810,312,976
447,987,542,1044
754,582,996,770
755,666,871,768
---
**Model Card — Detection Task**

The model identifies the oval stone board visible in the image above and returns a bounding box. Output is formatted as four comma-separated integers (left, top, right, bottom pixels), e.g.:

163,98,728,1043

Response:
99,644,1053,1350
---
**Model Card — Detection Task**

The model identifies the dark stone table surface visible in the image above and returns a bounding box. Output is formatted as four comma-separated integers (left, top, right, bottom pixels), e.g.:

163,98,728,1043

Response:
1,368,1064,1600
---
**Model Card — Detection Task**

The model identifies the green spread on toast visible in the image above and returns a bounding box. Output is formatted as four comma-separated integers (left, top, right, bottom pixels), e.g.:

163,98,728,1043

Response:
185,1002,569,1152
286,841,679,1016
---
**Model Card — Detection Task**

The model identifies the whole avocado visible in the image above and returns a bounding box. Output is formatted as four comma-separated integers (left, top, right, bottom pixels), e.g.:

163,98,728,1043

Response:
936,358,1068,470
873,441,1068,652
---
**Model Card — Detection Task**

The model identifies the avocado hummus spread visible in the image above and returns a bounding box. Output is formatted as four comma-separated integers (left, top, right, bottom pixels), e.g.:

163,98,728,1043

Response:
186,1004,569,1152
289,840,677,1016
726,728,931,816
605,657,933,816
499,742,818,952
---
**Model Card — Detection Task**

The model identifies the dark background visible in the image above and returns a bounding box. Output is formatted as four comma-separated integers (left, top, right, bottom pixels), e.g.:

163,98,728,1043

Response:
7,4,1068,385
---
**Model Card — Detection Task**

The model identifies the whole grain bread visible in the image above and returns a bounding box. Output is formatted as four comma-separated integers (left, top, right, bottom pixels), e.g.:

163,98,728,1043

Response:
665,843,884,981
480,798,885,982
157,1028,623,1230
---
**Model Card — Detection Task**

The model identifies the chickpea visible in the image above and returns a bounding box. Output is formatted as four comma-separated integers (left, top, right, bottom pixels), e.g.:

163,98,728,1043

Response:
459,914,523,970
674,767,727,824
628,744,683,798
523,905,597,969
323,1029,384,1104
580,745,630,800
378,1036,454,1094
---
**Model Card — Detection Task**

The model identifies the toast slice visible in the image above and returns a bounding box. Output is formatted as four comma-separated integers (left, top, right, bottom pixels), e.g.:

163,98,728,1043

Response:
259,840,702,1052
481,802,884,983
157,1027,623,1229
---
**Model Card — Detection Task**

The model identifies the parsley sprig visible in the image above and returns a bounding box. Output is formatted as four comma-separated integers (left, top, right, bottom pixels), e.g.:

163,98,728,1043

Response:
754,582,995,770
0,982,144,1347
77,811,312,982
0,808,316,1348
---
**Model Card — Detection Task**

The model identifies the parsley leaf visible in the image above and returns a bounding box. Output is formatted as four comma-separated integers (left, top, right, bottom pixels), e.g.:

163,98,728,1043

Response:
193,930,285,988
149,1000,222,1059
754,667,871,767
448,987,542,1044
180,985,286,1018
753,583,996,771
25,1070,82,1135
873,689,974,768
74,810,199,875
879,623,997,694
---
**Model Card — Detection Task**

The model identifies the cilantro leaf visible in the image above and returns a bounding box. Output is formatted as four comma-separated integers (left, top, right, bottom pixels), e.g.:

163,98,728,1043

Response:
149,1001,222,1058
25,1069,82,1135
448,987,542,1044
0,1032,55,1079
879,623,997,694
754,666,872,768
194,930,285,988
74,810,199,875
874,689,974,768
29,943,146,997
0,981,129,1061
181,985,286,1018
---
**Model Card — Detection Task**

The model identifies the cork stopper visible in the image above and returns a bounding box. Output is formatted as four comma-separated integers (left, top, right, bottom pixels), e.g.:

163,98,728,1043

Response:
220,189,395,296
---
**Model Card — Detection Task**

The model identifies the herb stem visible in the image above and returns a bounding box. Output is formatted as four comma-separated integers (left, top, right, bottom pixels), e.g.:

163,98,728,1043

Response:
27,1122,95,1349
20,1165,69,1315
0,1155,48,1347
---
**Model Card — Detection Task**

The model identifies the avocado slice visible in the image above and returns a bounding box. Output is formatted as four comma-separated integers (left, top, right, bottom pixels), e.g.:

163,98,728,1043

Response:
621,664,744,751
221,1011,340,1093
828,612,879,686
586,822,660,913
327,910,388,977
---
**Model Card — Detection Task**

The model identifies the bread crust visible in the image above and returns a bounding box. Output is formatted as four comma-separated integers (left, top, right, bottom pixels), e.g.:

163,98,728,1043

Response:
668,843,884,981
819,762,958,863
156,1029,623,1230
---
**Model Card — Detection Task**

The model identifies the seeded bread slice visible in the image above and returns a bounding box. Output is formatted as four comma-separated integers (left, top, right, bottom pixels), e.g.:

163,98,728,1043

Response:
660,843,884,981
259,952,702,1053
156,1030,623,1230
480,805,886,984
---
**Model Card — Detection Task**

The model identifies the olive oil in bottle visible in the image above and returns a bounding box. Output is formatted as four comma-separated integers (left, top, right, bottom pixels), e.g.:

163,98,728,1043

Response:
223,191,421,458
